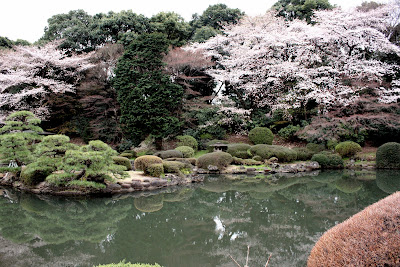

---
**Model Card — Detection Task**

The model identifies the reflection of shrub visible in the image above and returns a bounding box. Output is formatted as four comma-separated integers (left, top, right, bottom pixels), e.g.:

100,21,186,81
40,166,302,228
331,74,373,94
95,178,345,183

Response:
154,150,183,159
335,141,362,157
249,145,297,162
134,156,163,171
311,152,344,169
334,177,363,193
146,163,164,177
227,143,251,159
176,135,198,150
197,152,233,170
175,146,195,158
163,188,193,202
306,143,325,153
376,142,400,169
376,170,400,194
134,195,164,213
112,156,132,170
293,147,314,161
249,127,274,145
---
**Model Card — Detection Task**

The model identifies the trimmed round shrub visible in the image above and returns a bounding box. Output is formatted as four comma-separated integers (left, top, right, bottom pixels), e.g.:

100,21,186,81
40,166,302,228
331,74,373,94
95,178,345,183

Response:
175,146,195,158
293,147,315,161
227,143,251,159
119,152,134,158
248,127,274,145
335,141,362,157
163,161,189,174
205,139,229,152
20,163,55,186
197,152,233,170
306,143,325,152
249,144,297,162
146,163,164,177
134,195,163,213
154,150,183,159
134,155,163,171
166,158,197,166
112,156,132,171
176,135,198,150
311,152,344,169
278,125,300,140
376,142,400,169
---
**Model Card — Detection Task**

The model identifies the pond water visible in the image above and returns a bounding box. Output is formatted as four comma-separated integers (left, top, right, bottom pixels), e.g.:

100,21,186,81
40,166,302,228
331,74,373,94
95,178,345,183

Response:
1,170,400,267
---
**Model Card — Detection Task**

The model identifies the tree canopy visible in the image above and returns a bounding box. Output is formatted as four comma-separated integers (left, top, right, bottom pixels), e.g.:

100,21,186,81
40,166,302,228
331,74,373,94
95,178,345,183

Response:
112,33,184,146
273,0,333,23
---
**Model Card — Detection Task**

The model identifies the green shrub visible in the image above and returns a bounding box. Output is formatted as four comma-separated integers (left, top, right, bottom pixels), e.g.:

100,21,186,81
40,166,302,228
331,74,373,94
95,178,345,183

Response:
176,135,198,150
146,163,164,177
227,143,251,159
376,142,400,169
232,156,244,165
163,160,189,174
197,152,233,170
205,139,229,152
335,141,362,157
278,125,300,140
67,180,106,189
249,145,297,162
306,143,325,152
20,162,55,186
154,150,183,159
242,158,263,165
327,139,339,150
112,156,132,171
249,127,274,145
134,155,163,171
175,146,195,158
119,152,134,158
311,152,344,169
252,155,263,162
46,172,77,186
166,158,197,165
293,147,315,161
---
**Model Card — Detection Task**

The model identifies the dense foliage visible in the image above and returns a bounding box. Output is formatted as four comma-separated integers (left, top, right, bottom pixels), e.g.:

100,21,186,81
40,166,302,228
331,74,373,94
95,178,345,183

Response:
196,151,233,170
311,152,344,169
376,142,400,169
335,141,362,157
273,0,333,23
249,127,274,145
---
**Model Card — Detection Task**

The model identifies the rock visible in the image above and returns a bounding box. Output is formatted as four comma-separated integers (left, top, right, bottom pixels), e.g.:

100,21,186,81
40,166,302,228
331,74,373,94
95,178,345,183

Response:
207,165,220,172
195,168,208,174
120,183,132,189
106,183,122,191
131,181,143,190
246,168,256,174
150,179,167,187
142,182,151,188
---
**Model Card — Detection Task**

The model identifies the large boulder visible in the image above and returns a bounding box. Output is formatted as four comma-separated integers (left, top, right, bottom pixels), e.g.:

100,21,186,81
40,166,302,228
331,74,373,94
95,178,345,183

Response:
308,192,400,266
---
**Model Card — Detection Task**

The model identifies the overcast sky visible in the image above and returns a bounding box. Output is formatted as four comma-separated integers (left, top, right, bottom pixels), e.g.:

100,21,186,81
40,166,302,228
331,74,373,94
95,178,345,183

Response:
0,0,389,43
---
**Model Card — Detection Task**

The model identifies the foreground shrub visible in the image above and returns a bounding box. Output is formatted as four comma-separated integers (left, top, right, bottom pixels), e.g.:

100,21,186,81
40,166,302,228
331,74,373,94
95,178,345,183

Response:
335,141,362,157
293,147,314,161
176,135,198,150
376,142,400,169
249,144,297,162
112,156,132,170
197,152,233,170
175,146,195,158
308,192,400,266
46,172,77,186
306,143,325,152
154,150,183,159
162,161,190,175
248,127,274,145
134,155,163,171
97,260,162,267
146,163,164,177
67,180,106,189
311,152,343,169
227,143,251,159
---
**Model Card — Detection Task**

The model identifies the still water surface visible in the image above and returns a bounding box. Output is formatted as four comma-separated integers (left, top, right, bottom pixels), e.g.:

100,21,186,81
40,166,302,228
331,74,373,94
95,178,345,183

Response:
0,170,399,267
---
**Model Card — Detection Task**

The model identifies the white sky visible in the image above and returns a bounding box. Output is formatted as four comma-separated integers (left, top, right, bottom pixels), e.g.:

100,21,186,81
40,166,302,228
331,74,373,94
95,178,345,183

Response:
0,0,389,43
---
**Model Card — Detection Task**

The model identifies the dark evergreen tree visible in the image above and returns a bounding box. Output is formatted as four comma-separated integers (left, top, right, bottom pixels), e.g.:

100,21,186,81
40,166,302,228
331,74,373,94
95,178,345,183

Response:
113,33,184,147
273,0,333,24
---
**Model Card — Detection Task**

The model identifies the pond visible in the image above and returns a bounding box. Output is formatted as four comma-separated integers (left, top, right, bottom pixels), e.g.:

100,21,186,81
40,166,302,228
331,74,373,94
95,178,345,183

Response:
1,170,399,267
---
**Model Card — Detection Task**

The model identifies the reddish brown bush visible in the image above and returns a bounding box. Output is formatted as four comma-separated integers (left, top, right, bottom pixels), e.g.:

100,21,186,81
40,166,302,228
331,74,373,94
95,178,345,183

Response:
308,192,400,266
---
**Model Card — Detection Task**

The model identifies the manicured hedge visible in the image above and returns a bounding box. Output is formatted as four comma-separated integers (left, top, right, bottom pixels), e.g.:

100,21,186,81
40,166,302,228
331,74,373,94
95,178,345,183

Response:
112,156,132,171
376,142,400,169
175,146,195,158
134,155,163,172
227,143,252,159
176,135,198,150
197,152,233,170
311,152,344,169
249,144,297,162
293,147,315,161
146,163,164,177
154,150,183,159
